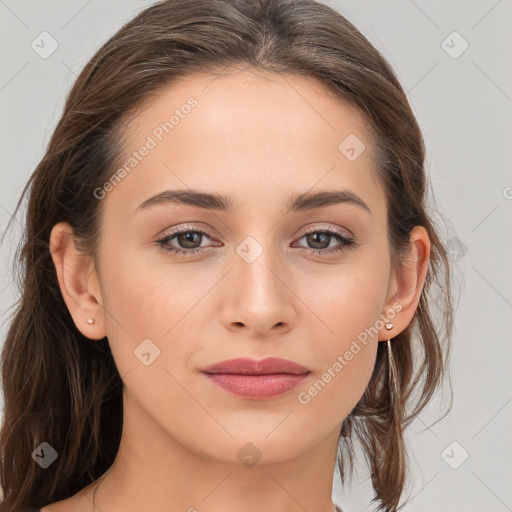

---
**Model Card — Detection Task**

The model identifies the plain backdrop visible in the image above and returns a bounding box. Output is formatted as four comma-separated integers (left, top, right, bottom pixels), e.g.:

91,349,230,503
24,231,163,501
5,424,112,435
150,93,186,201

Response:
1,1,511,510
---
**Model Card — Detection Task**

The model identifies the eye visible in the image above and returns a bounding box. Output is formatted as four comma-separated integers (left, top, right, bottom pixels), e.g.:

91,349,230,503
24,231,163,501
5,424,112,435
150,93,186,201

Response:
155,225,218,255
155,225,356,256
293,226,356,255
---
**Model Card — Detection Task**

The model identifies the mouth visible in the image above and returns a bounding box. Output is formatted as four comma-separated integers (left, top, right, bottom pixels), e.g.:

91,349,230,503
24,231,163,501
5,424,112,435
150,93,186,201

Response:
200,356,311,400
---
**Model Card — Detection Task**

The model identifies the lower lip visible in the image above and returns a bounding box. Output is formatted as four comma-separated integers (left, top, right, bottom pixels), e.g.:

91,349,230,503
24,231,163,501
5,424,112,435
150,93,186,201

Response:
202,372,310,399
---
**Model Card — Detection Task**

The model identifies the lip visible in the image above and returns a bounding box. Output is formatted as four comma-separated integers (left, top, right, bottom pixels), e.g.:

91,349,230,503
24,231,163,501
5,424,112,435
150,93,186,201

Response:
201,357,310,375
200,357,311,400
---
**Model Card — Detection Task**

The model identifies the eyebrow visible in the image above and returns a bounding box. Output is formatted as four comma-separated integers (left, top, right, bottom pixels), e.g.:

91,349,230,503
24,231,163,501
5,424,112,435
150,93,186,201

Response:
136,188,372,215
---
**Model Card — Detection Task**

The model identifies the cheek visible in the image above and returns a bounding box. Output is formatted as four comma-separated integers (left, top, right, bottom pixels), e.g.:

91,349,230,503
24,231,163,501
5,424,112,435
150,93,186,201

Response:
292,261,387,416
96,256,202,435
97,246,214,382
96,249,181,376
100,245,193,337
298,342,377,425
297,306,379,426
294,256,389,346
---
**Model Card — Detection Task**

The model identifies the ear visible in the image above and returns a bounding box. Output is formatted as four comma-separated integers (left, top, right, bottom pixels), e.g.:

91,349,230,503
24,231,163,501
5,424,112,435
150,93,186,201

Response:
49,222,106,340
378,225,431,341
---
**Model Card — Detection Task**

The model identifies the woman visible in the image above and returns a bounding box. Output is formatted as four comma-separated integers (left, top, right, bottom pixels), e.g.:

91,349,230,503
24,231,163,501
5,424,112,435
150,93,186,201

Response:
0,0,454,511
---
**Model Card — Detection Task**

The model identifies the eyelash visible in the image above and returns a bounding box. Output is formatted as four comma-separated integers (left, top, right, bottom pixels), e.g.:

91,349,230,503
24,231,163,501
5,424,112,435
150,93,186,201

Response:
155,225,356,257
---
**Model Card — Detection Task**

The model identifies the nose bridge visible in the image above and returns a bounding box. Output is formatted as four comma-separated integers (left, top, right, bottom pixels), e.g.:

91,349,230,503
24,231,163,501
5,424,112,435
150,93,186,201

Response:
221,231,295,332
234,233,286,300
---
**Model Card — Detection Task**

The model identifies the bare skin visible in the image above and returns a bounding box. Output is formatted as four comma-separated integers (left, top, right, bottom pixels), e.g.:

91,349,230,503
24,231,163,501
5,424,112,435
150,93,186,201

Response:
46,67,430,512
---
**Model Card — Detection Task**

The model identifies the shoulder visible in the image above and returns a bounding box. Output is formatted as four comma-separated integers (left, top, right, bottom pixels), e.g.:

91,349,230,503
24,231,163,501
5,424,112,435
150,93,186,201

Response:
39,501,86,512
38,494,91,512
37,479,98,512
39,503,68,512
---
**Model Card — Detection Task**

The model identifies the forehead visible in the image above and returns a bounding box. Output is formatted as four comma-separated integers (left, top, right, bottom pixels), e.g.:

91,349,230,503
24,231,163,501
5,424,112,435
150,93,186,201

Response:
104,68,384,218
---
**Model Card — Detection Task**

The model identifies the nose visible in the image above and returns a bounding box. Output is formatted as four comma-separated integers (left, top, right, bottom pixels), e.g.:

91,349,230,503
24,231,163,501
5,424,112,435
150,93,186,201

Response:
220,239,296,337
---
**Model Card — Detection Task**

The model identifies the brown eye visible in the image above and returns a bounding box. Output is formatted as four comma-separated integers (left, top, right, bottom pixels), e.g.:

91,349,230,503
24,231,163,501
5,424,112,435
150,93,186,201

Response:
156,227,216,255
305,232,331,249
294,228,356,255
175,231,203,249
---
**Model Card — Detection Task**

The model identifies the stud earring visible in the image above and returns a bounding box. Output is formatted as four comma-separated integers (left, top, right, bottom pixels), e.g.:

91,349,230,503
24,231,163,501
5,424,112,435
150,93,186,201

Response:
86,318,95,325
385,322,394,331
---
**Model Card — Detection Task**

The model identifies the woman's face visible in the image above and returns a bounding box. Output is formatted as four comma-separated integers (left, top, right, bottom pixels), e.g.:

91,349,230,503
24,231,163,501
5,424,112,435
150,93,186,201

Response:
90,68,401,464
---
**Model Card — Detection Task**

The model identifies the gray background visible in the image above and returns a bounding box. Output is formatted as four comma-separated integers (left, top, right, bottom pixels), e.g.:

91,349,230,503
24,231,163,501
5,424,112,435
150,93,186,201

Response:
1,1,511,510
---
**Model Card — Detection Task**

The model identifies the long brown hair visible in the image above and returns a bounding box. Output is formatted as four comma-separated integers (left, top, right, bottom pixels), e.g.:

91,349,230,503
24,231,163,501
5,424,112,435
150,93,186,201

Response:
0,1,455,510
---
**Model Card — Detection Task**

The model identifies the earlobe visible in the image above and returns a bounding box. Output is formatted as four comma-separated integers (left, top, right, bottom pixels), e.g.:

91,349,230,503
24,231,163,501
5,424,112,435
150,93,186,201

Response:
49,222,106,340
378,226,431,341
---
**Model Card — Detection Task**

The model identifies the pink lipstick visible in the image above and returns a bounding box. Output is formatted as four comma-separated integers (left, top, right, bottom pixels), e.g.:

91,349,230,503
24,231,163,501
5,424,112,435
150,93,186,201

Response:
201,357,311,400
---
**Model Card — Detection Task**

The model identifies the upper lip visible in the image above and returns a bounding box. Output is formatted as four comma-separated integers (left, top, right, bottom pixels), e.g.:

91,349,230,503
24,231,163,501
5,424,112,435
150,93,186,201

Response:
201,357,310,375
